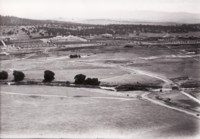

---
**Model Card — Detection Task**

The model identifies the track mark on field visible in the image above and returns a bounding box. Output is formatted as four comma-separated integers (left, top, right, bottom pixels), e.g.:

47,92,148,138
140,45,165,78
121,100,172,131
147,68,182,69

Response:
1,91,70,98
0,91,134,101
1,101,95,108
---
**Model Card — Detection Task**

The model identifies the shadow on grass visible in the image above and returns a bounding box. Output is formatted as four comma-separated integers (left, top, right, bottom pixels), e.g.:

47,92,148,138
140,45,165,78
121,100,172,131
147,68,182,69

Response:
178,99,200,108
157,118,199,137
73,95,88,98
29,95,41,99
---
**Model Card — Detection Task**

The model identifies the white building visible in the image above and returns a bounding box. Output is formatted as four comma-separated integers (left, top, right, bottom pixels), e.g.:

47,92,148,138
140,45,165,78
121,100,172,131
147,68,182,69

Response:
41,35,88,43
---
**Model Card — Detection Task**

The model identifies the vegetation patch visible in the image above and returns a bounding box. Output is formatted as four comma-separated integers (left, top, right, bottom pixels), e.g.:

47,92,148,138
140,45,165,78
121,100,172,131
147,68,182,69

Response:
69,54,81,58
115,84,162,91
180,80,200,88
74,74,100,86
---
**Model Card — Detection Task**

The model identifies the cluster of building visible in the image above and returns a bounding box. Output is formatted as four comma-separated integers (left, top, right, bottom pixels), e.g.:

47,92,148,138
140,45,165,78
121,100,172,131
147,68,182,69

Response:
41,35,87,43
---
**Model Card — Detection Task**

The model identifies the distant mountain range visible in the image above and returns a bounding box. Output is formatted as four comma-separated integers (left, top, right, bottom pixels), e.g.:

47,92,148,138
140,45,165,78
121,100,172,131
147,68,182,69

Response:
74,19,179,25
1,11,200,26
73,11,200,25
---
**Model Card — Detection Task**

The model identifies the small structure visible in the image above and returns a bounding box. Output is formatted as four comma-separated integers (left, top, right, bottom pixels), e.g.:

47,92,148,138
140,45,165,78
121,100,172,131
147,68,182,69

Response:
43,35,88,43
101,33,113,38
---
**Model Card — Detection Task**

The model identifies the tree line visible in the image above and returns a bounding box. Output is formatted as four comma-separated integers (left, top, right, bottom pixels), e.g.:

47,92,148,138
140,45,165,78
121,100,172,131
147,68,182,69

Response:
0,70,100,86
37,24,200,37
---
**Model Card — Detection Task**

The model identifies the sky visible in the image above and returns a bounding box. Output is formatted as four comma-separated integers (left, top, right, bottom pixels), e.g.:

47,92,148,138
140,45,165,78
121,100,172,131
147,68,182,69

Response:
0,0,200,19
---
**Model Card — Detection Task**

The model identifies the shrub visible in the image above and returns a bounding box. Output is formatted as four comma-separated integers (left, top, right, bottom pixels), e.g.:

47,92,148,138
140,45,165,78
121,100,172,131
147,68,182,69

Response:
69,54,81,59
172,86,179,90
84,78,100,86
13,70,25,82
0,71,8,80
74,74,86,84
39,32,44,36
66,81,70,84
115,84,149,91
155,96,163,100
164,98,171,103
7,31,14,35
43,70,55,82
167,98,171,101
124,44,133,48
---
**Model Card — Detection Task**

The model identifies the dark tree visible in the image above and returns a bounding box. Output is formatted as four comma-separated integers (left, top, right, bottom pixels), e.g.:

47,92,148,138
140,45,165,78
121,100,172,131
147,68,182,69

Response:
74,74,86,84
7,31,14,35
84,78,100,86
0,71,8,80
21,28,26,32
26,31,30,35
43,70,55,82
13,70,25,82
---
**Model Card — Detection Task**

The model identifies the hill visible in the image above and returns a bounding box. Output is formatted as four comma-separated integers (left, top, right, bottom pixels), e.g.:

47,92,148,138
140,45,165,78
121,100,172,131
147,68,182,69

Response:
0,15,76,26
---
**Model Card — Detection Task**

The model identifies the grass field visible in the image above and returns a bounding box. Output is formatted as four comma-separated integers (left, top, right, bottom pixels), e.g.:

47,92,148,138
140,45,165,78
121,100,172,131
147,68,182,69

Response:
1,56,128,82
129,56,200,80
1,85,199,138
101,73,164,86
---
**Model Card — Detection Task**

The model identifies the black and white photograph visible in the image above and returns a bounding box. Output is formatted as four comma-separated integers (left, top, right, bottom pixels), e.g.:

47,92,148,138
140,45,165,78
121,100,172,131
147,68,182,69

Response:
0,0,200,138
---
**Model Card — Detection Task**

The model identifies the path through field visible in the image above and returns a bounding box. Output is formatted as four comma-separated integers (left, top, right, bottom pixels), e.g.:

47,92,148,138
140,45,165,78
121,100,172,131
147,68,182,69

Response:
81,59,200,107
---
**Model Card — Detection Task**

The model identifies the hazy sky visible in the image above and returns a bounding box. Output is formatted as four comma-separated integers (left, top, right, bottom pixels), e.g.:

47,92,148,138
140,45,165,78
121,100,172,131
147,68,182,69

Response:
0,0,200,19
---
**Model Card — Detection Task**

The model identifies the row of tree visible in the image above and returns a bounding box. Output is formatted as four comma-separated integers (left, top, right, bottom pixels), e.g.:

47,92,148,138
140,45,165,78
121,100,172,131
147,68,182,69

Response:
74,74,100,86
0,70,55,82
0,70,25,82
0,70,100,86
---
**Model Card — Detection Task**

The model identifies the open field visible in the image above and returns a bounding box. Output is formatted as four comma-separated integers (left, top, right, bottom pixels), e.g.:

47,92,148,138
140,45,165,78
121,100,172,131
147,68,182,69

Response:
1,24,200,138
0,56,128,82
184,88,200,99
1,85,200,138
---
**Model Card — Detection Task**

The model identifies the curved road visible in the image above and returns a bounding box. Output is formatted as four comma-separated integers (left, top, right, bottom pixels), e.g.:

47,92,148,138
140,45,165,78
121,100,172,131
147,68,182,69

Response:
82,60,200,116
